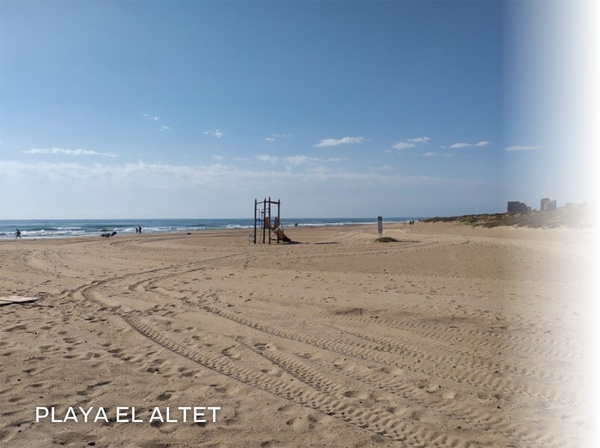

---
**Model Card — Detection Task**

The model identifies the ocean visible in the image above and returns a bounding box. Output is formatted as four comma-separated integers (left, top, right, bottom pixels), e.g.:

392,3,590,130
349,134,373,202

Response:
0,217,420,239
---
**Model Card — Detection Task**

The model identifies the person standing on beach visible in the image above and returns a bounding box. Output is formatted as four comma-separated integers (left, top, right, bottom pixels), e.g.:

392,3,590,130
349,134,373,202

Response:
15,229,21,239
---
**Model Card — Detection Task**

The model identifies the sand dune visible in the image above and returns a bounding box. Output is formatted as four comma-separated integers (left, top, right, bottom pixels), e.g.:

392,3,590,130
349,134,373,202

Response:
0,222,596,447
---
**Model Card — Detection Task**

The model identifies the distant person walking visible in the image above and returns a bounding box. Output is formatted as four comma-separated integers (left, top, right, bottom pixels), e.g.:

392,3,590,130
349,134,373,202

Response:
15,229,21,239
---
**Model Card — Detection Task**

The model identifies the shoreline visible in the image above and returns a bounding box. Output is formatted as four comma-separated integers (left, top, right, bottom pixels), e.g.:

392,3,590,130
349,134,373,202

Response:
2,220,594,246
0,217,419,241
2,207,595,241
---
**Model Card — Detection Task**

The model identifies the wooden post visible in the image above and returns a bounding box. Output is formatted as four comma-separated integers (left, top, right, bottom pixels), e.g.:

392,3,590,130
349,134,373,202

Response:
253,198,257,244
268,197,272,244
277,198,281,244
262,198,267,244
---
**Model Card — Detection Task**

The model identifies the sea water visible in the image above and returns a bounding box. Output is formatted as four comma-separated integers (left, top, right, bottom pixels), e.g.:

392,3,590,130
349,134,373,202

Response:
0,217,421,239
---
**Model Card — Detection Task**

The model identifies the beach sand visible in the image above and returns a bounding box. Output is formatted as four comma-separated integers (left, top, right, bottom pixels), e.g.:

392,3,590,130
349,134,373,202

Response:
0,222,596,447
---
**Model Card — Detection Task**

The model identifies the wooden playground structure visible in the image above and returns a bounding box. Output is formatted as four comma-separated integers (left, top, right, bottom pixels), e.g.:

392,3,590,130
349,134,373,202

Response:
254,197,292,244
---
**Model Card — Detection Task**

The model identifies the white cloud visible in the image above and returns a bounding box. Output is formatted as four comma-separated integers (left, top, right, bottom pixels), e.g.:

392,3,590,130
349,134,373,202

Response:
160,126,172,132
0,159,498,218
143,114,159,121
504,145,545,151
370,165,394,172
449,141,491,149
257,154,340,167
266,133,292,142
284,155,325,166
423,152,437,157
257,154,278,164
392,141,416,150
22,147,117,157
408,136,431,143
204,129,224,138
314,137,363,148
393,136,430,150
284,155,313,165
212,155,224,161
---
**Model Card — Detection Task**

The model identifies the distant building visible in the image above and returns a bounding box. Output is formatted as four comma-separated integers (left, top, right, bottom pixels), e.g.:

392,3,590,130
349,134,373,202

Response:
507,201,530,214
540,198,557,211
564,201,590,209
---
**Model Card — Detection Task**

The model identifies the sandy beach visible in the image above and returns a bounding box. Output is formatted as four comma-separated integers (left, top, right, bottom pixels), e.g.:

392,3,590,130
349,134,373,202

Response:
0,222,596,447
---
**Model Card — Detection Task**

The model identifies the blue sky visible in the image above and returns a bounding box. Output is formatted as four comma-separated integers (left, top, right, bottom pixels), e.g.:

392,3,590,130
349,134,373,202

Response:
0,1,597,219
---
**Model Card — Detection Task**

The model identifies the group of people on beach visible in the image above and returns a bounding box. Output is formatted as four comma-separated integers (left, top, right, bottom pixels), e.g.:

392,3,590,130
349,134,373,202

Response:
135,226,143,234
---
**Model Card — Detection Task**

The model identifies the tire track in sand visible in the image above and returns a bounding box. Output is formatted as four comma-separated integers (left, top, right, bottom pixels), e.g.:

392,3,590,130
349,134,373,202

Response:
200,304,578,408
242,342,572,448
124,315,482,447
333,314,584,362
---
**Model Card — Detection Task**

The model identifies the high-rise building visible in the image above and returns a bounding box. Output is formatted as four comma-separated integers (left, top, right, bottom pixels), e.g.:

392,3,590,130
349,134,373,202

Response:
540,198,557,211
507,201,530,214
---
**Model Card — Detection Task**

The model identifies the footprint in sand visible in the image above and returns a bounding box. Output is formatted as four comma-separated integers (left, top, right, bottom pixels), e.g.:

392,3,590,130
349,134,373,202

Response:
285,416,313,430
52,431,97,446
177,367,195,378
386,406,408,416
221,346,241,360
343,390,370,399
156,391,174,401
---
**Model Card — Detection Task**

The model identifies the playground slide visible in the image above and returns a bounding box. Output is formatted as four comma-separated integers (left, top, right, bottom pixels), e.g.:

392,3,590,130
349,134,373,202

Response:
273,226,292,243
264,217,292,242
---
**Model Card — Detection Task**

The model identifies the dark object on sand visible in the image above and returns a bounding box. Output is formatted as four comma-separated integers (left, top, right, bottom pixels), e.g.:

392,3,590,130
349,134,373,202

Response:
101,231,117,238
0,295,40,306
376,237,399,243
